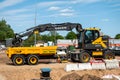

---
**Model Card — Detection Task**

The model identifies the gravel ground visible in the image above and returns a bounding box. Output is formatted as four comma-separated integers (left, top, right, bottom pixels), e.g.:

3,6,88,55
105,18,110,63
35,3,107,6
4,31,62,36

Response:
0,52,120,80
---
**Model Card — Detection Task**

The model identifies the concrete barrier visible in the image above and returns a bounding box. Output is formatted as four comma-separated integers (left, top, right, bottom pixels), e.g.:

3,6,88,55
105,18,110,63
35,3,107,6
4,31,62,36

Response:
90,60,106,70
65,59,120,72
78,63,92,70
65,64,79,72
92,63,106,69
65,63,92,72
104,59,119,69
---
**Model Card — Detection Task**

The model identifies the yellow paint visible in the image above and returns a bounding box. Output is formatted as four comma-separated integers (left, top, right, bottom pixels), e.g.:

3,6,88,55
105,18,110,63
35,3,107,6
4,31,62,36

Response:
92,51,103,56
85,27,100,31
92,37,107,48
34,30,39,34
6,46,58,59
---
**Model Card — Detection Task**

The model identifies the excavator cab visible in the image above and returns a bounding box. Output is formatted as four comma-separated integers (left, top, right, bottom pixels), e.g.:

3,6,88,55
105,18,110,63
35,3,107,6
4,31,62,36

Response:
78,28,102,49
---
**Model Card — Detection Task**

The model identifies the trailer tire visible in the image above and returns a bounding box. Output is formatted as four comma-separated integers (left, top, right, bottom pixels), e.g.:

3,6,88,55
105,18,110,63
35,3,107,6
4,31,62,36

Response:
79,52,90,63
27,55,39,65
104,51,115,59
12,55,25,65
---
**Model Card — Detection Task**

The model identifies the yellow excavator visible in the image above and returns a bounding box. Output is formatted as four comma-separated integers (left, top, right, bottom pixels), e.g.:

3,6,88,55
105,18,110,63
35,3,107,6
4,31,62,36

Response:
6,22,115,65
70,27,115,63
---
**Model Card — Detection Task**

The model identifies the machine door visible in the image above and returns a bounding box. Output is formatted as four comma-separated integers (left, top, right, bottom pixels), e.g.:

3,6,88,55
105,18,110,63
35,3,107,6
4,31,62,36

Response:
83,30,100,49
78,31,83,49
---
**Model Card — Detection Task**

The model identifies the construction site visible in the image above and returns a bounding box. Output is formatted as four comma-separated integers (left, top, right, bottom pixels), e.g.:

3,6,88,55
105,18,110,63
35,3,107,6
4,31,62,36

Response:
0,0,120,80
0,22,120,80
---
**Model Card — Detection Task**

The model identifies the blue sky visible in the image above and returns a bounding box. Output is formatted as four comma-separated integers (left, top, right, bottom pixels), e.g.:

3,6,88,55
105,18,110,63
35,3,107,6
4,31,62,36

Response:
0,0,120,38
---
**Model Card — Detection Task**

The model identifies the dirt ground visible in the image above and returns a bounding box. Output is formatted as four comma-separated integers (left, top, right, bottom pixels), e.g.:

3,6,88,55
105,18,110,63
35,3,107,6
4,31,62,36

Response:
0,51,120,80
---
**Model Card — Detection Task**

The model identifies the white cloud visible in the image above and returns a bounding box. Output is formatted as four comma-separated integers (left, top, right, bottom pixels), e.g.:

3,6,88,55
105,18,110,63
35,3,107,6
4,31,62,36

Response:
28,0,102,10
71,0,101,4
0,0,25,9
36,0,101,8
45,12,75,17
60,8,74,13
0,0,103,10
47,6,75,17
59,13,74,17
37,1,65,7
48,6,60,11
59,8,74,17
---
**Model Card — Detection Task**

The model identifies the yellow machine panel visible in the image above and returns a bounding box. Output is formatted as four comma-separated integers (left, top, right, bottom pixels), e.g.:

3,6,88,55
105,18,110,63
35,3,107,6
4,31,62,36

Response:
6,46,58,58
92,51,103,56
92,37,107,48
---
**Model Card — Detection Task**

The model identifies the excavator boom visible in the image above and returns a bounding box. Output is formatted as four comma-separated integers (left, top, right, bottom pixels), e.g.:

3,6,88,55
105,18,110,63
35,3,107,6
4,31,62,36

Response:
9,22,82,47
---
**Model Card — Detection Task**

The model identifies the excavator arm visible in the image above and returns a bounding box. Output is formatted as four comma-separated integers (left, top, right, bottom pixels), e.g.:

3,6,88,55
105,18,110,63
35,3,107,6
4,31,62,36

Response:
27,22,82,32
11,22,82,47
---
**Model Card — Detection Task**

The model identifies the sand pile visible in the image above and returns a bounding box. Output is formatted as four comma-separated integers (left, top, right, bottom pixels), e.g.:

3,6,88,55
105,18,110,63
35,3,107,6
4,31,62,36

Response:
61,72,102,80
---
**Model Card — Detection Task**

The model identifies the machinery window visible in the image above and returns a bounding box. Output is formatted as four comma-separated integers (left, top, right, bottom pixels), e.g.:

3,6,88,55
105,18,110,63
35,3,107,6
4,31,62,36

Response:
94,30,99,39
85,30,94,43
84,30,100,43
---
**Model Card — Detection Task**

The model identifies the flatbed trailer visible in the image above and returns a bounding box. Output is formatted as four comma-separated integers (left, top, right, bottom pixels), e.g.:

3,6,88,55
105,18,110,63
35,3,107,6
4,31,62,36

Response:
6,46,58,65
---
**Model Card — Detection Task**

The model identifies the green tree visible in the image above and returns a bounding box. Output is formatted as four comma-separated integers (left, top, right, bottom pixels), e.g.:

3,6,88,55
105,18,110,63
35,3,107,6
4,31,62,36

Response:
0,19,14,40
23,34,41,46
65,31,77,39
0,31,6,40
48,35,64,42
49,31,58,36
48,31,64,42
23,30,64,46
115,34,120,39
41,35,49,43
56,35,64,39
41,31,64,43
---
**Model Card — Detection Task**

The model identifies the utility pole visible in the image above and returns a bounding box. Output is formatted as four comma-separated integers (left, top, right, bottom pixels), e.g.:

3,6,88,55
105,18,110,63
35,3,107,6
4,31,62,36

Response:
34,0,37,46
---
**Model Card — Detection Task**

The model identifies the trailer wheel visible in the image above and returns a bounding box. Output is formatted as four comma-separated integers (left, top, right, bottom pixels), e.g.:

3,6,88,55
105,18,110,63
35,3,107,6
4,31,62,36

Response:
104,51,115,60
79,52,90,63
27,55,39,65
12,55,25,65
